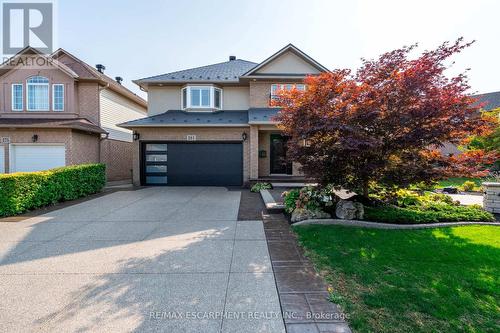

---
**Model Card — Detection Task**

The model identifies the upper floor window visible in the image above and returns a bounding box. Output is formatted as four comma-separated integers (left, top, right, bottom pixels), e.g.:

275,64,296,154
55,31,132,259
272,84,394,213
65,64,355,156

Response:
181,85,222,110
52,84,64,111
270,83,306,101
11,84,23,111
27,76,49,111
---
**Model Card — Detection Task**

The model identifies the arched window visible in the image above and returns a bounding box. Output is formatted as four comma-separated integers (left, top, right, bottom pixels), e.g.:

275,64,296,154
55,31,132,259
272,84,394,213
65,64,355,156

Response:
27,76,49,111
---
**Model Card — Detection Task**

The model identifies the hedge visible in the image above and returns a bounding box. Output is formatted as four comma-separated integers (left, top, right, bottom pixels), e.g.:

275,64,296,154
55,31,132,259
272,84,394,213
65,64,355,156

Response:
0,163,106,217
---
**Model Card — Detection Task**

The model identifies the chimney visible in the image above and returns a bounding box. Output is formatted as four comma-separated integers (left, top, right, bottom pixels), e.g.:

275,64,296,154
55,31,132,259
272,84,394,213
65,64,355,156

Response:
115,76,123,85
229,55,236,61
96,64,106,73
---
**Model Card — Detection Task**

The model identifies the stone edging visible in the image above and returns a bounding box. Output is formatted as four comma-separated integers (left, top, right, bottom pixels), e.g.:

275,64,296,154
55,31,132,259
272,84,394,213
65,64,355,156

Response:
292,219,500,229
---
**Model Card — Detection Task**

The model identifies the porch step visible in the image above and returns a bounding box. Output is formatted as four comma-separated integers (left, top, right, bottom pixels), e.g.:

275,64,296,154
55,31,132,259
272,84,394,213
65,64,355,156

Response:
260,189,285,211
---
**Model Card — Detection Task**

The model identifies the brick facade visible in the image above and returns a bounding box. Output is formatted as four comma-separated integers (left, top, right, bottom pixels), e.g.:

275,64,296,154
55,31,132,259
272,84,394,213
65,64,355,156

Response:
101,139,134,181
0,128,101,173
131,127,250,185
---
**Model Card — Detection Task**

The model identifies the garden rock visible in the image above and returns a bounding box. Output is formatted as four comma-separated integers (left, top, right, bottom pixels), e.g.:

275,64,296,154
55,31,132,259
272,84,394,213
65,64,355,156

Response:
291,208,331,223
335,200,364,220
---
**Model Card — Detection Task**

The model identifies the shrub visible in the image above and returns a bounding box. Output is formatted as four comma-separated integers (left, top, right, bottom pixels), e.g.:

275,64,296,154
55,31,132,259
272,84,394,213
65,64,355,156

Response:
283,185,337,213
364,204,494,224
250,182,272,192
461,180,476,192
283,189,300,213
0,164,106,217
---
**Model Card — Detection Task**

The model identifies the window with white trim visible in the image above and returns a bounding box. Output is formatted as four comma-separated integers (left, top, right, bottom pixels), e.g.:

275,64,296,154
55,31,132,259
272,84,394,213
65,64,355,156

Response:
181,85,222,110
270,83,306,101
27,76,49,111
11,84,23,111
52,84,64,111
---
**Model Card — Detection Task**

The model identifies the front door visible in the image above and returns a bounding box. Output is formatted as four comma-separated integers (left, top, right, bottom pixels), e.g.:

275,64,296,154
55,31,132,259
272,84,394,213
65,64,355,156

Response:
270,134,292,175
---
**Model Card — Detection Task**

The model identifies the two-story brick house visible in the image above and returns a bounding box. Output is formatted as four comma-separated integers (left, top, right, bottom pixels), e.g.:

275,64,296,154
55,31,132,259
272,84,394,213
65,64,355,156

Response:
0,46,147,181
120,44,328,186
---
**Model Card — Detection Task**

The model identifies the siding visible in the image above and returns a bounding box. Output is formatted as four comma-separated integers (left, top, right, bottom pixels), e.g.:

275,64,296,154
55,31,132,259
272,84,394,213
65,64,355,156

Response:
100,89,146,142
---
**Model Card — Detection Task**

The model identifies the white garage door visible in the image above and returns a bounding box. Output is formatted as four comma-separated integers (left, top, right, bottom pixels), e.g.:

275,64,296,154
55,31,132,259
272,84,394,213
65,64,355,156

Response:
11,145,66,173
0,146,4,173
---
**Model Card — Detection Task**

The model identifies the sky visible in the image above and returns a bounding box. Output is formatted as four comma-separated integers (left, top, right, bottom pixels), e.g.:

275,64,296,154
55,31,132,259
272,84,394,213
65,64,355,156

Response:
56,0,499,99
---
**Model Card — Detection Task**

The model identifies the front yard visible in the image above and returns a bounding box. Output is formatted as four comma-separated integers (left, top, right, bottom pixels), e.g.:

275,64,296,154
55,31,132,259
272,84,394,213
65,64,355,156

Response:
294,224,500,333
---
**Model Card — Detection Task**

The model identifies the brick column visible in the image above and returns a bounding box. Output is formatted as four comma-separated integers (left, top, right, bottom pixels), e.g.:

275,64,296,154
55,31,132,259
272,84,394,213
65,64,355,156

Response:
249,125,259,179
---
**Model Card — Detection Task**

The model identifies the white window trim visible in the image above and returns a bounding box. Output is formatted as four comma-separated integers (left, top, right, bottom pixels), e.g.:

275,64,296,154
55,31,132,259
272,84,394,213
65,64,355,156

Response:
181,85,223,111
52,84,64,111
26,76,50,111
270,83,306,107
11,84,23,111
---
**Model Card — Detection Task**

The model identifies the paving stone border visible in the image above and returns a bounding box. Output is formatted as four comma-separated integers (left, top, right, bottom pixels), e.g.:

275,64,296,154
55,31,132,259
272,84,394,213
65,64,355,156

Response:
262,213,352,333
293,219,500,229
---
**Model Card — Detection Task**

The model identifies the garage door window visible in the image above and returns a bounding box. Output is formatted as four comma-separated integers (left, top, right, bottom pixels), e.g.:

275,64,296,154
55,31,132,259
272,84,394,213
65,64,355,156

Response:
144,144,168,185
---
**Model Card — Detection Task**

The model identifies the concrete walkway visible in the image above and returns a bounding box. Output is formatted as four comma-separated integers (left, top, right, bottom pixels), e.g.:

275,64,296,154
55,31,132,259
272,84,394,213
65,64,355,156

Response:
0,187,285,333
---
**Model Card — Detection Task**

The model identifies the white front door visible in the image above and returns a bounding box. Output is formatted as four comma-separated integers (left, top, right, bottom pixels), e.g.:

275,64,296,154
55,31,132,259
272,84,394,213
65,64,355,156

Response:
0,146,4,173
10,145,66,173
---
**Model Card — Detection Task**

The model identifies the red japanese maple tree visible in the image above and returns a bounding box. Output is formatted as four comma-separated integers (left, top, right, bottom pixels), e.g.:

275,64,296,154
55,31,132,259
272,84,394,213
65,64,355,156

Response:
275,39,496,197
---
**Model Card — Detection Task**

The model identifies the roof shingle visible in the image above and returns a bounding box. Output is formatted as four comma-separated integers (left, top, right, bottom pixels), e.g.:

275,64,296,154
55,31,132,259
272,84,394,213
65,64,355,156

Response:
136,59,257,84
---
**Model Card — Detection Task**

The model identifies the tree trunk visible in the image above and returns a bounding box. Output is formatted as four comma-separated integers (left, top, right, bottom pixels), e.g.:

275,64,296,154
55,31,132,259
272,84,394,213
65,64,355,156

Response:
362,180,369,198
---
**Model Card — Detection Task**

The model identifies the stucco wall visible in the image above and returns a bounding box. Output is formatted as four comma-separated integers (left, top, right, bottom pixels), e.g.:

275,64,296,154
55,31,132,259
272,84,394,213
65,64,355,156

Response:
254,50,321,74
130,127,249,185
148,86,181,115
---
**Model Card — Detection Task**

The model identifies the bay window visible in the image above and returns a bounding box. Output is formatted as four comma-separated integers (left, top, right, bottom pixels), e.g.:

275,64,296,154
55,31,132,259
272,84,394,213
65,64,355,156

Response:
27,76,49,111
181,85,222,110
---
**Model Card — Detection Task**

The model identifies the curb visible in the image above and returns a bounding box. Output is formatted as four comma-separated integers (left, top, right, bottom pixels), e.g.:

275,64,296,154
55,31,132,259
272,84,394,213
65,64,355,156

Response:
292,219,500,229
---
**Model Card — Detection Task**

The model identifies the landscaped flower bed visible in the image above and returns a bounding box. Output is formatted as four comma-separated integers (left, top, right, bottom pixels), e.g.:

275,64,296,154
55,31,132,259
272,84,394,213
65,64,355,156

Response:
282,186,495,224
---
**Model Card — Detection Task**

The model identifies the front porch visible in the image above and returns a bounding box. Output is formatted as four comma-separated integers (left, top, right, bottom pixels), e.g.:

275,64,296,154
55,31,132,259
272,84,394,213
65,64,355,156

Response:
249,124,304,180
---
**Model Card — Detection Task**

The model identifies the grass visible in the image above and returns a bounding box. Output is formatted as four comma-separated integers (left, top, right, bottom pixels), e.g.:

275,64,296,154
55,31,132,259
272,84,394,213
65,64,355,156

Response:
294,225,500,333
436,177,482,191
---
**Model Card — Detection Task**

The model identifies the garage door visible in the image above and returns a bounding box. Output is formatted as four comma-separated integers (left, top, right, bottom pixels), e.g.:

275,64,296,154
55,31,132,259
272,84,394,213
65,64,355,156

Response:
11,145,65,173
142,142,243,186
0,146,4,173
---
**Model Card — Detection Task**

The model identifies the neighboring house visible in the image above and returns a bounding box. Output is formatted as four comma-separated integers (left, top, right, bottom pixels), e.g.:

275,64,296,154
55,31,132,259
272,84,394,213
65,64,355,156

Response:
0,46,147,181
120,44,328,186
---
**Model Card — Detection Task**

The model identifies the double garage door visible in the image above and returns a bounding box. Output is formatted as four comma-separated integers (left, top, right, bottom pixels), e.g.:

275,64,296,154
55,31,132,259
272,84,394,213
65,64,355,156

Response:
142,142,243,186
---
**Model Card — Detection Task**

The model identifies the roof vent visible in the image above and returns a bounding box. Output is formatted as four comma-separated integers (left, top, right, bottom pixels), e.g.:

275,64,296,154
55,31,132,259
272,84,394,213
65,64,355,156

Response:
229,55,236,61
115,76,123,85
96,64,106,73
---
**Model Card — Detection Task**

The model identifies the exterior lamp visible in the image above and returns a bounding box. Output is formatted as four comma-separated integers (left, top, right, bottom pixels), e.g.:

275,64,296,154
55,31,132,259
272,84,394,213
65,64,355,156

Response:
133,131,140,141
241,132,248,141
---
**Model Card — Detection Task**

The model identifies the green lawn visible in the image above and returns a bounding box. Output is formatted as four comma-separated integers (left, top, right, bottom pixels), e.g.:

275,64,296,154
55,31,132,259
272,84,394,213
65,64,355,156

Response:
294,225,500,333
436,177,482,191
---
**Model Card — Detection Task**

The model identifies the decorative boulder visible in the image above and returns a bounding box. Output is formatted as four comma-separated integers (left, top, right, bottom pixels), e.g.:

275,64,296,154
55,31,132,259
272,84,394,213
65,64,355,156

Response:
291,208,331,223
442,186,458,194
335,200,364,220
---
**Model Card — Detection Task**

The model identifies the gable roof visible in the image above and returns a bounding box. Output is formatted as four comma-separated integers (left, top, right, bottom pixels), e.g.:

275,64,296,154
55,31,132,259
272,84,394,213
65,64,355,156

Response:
0,46,78,79
241,44,329,77
474,91,500,111
135,59,257,87
52,48,147,109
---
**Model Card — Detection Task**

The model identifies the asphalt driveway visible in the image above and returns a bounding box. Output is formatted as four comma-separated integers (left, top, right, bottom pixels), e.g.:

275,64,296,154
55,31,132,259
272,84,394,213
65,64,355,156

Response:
0,187,285,333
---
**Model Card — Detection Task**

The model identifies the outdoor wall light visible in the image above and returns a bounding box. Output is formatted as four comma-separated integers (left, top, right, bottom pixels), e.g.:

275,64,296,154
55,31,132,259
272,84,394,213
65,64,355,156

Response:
32,134,38,142
241,132,248,141
133,132,140,141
